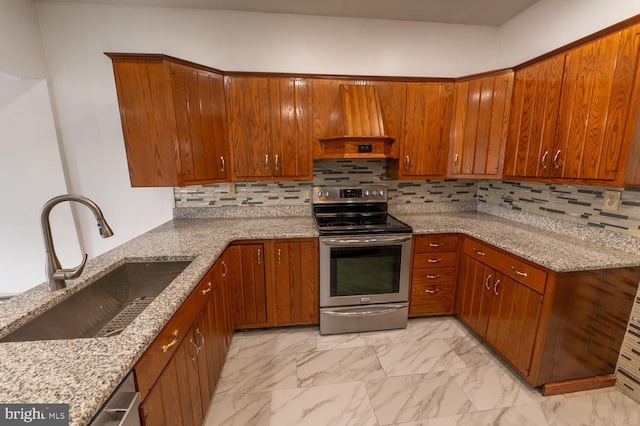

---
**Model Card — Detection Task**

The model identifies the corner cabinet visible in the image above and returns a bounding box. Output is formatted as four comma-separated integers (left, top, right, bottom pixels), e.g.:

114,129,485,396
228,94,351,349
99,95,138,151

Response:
455,236,640,391
449,71,513,179
387,82,454,179
107,53,229,187
504,24,640,186
225,76,312,181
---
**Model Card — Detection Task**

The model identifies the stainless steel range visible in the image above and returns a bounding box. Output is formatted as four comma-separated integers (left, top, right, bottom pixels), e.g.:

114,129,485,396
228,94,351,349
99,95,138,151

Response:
313,185,413,335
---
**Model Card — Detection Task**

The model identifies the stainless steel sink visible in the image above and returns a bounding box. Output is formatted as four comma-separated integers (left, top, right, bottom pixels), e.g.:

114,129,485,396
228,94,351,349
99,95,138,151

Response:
0,260,191,342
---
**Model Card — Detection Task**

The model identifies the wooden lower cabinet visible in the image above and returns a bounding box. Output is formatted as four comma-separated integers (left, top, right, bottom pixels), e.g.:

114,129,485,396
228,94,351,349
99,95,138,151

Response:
409,234,459,317
456,236,640,389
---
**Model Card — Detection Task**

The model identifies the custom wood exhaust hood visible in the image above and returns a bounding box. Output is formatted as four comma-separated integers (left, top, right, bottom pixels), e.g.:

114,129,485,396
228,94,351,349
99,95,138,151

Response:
318,85,395,158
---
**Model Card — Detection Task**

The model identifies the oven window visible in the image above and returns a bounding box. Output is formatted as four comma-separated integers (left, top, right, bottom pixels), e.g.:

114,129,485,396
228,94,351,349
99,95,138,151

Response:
329,245,402,297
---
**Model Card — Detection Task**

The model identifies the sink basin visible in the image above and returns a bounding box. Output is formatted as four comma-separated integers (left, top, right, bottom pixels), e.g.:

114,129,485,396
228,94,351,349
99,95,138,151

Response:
0,260,191,342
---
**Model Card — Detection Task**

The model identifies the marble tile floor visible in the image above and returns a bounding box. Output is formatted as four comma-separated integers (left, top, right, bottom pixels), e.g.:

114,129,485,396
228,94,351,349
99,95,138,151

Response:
203,317,640,426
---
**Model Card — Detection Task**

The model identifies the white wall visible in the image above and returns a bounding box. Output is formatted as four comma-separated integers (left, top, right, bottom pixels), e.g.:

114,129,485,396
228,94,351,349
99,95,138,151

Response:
34,2,499,260
0,75,81,294
0,0,49,77
497,0,640,67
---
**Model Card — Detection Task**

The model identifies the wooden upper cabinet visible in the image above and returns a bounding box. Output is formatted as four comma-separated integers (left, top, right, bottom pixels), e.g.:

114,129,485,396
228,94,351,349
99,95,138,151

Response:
449,71,513,179
107,54,229,187
553,24,640,183
226,75,312,181
387,82,454,179
503,55,566,180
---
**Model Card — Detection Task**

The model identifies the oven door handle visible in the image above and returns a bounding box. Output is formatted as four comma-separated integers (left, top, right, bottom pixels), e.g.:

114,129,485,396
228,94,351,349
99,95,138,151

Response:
322,235,412,246
322,305,406,316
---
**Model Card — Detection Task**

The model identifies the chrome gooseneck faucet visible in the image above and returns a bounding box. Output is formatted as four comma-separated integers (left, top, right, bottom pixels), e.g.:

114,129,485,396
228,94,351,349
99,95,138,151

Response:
41,195,114,291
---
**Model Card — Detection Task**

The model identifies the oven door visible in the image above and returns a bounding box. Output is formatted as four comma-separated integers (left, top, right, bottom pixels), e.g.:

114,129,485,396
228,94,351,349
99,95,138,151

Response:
319,234,412,307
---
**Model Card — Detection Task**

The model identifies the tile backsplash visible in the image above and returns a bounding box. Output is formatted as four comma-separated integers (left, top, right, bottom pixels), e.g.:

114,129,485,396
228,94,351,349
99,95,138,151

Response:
174,160,478,207
478,180,640,238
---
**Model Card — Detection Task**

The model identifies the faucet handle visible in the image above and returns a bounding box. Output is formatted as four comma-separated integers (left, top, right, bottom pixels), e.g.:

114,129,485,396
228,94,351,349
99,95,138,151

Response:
53,254,88,281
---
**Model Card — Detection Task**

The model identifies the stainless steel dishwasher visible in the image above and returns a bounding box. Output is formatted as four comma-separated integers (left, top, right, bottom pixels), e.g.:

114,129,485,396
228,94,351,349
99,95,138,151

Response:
89,372,140,426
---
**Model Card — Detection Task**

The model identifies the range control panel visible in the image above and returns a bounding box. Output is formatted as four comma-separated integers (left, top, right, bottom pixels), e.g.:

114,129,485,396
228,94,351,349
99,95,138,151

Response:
312,185,388,204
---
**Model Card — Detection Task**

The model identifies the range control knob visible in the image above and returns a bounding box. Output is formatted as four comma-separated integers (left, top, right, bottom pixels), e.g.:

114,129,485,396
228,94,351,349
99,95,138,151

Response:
364,190,370,196
317,191,323,198
324,191,330,197
372,190,378,196
379,190,384,196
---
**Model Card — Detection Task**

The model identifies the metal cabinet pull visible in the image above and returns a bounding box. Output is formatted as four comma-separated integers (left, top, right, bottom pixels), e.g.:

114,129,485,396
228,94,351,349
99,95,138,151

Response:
221,260,228,277
264,154,270,170
541,150,549,170
553,150,561,169
428,258,442,263
274,154,280,171
257,248,261,264
277,248,282,264
404,155,410,171
473,248,485,256
190,339,199,361
511,266,528,277
454,153,459,165
485,274,492,290
195,328,205,350
429,243,444,248
220,156,225,172
202,281,212,295
425,288,439,294
161,330,179,353
426,274,440,279
493,279,501,296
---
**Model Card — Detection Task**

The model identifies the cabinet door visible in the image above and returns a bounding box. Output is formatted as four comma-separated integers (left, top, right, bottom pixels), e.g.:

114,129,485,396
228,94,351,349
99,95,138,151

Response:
170,62,229,184
485,273,543,377
221,250,237,343
229,243,269,328
553,24,640,182
454,254,493,338
193,309,215,413
270,78,312,179
401,82,454,177
140,327,202,426
450,72,513,178
273,239,319,326
504,55,565,179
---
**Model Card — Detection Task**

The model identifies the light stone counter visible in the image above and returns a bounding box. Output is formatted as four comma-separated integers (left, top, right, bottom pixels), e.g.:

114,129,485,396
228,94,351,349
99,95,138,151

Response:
0,212,638,426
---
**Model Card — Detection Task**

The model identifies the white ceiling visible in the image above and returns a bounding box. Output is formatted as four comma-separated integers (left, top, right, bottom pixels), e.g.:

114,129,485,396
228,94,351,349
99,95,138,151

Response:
36,0,541,26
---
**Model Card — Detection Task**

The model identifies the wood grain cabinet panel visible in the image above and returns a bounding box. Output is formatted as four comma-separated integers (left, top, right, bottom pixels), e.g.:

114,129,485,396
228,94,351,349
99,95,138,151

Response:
449,71,513,178
387,82,454,179
107,54,229,187
226,76,312,180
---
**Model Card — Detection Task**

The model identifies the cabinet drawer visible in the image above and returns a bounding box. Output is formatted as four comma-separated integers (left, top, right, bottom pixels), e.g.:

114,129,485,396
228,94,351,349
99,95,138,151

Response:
462,238,547,293
412,267,456,284
414,235,459,253
413,252,458,269
134,267,217,401
410,282,454,316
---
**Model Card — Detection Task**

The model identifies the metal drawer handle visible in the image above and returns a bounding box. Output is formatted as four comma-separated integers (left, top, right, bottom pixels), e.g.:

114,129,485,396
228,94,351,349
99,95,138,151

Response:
473,248,485,256
323,305,405,316
220,156,225,172
265,154,270,170
541,150,549,170
511,266,528,277
274,154,280,171
553,150,561,169
428,258,442,263
190,339,200,361
494,279,501,296
202,281,212,295
429,243,444,248
427,274,440,279
454,153,459,165
485,274,492,290
195,328,205,349
425,288,439,294
404,155,410,170
161,330,179,353
222,260,228,277
257,248,261,264
277,248,282,264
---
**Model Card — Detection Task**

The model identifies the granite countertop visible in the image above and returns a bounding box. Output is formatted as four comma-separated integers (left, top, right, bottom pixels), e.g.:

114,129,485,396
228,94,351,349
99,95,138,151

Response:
0,211,639,426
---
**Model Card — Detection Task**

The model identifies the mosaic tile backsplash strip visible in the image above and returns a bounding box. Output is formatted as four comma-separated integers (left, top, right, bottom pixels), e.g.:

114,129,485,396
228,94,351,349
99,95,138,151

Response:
174,160,478,208
478,180,640,238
